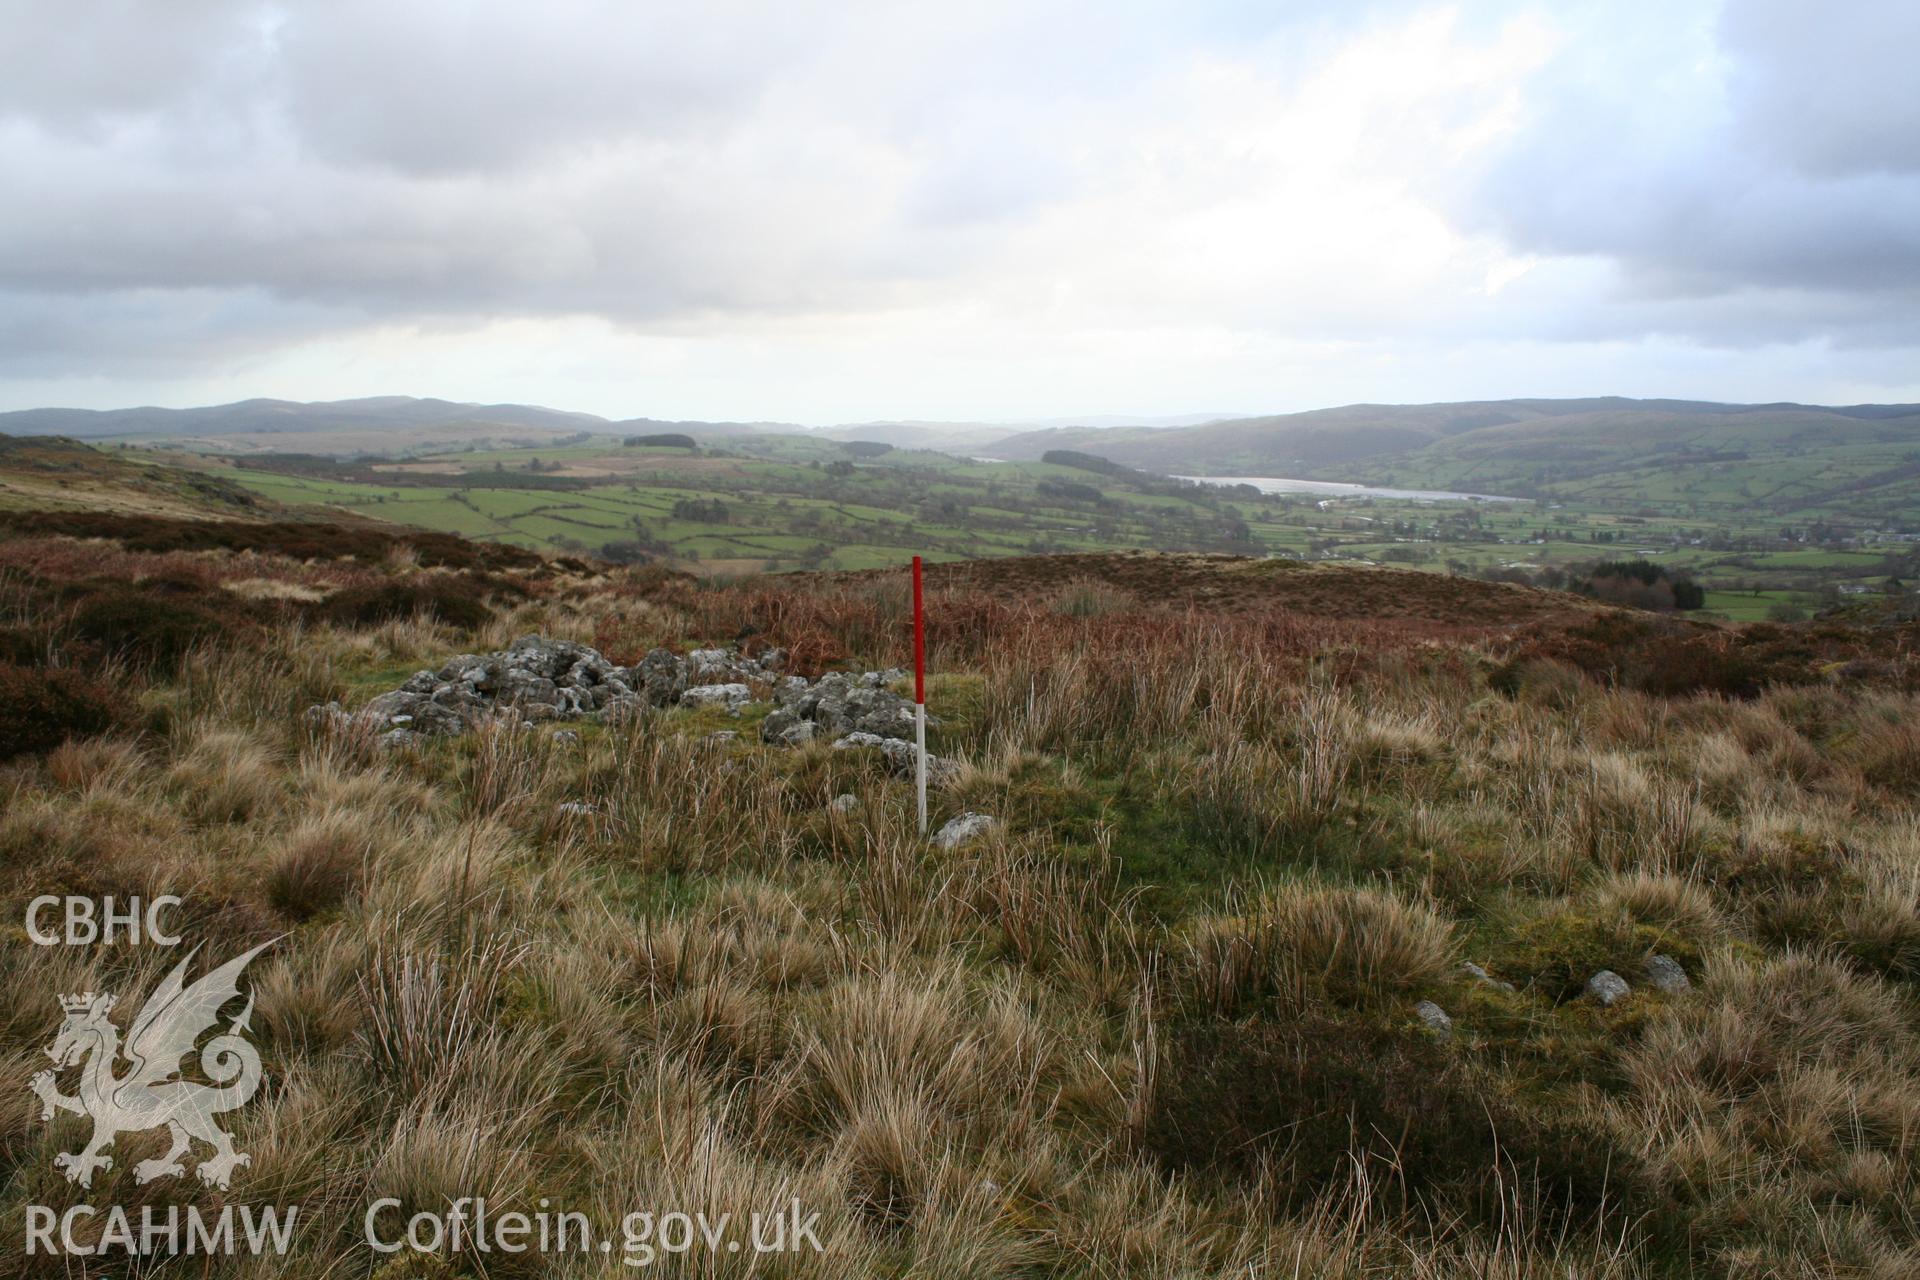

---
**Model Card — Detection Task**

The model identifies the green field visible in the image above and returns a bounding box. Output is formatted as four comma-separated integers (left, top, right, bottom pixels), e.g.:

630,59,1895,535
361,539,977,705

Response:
216,444,1283,574
192,434,1920,614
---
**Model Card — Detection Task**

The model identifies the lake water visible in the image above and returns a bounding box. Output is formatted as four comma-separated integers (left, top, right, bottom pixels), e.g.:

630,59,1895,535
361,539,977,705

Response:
1177,475,1521,503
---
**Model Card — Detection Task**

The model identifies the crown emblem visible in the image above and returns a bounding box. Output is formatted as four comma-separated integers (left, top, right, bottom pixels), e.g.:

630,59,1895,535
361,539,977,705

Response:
33,940,276,1191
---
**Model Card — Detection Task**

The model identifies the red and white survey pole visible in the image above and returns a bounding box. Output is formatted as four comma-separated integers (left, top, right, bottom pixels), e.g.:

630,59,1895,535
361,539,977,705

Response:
912,555,928,835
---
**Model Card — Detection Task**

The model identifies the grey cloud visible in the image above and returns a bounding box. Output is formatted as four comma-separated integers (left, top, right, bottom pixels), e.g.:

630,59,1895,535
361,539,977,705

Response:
1720,0,1920,177
0,285,359,374
1458,0,1920,346
0,0,264,129
3,0,1916,387
270,1,807,175
0,0,1124,348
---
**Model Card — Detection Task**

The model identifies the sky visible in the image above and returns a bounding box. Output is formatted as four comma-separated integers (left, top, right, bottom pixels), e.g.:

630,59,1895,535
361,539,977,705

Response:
1,0,1916,423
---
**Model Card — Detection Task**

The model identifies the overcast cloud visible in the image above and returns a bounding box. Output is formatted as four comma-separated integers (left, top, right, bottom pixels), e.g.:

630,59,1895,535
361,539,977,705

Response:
0,0,1915,419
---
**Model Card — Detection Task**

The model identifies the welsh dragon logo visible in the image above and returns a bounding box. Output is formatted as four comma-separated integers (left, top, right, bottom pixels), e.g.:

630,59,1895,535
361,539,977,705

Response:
28,940,275,1190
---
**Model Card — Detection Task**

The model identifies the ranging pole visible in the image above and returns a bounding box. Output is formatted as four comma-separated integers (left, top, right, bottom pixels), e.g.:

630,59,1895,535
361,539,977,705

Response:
913,555,927,835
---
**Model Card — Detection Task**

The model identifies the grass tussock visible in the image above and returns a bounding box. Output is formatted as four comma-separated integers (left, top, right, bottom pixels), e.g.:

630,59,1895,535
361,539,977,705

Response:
1184,883,1457,1016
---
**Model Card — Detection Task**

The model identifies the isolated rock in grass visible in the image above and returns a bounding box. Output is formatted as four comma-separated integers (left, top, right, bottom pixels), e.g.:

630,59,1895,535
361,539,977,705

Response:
1586,970,1631,1006
1643,954,1691,994
932,811,997,849
1463,961,1516,993
829,793,858,814
1414,1000,1453,1037
555,801,598,817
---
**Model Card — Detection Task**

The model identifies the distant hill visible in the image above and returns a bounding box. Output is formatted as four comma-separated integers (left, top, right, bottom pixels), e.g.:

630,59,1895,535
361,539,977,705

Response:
0,402,1228,462
0,398,1238,456
1332,403,1920,519
983,402,1517,469
8,394,1920,522
0,397,802,453
0,396,607,440
986,399,1914,470
984,397,1920,519
809,422,1018,450
0,434,271,519
810,413,1228,451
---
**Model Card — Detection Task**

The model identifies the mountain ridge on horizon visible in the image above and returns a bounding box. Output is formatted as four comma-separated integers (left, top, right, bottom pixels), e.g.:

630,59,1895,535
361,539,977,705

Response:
5,391,1916,440
0,395,1220,450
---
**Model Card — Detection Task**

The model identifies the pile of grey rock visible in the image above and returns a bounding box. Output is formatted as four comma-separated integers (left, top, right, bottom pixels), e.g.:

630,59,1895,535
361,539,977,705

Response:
762,670,917,744
307,636,952,780
306,636,769,742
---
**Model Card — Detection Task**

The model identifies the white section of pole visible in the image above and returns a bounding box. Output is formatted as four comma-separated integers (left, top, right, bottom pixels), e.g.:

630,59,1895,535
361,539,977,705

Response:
915,701,928,835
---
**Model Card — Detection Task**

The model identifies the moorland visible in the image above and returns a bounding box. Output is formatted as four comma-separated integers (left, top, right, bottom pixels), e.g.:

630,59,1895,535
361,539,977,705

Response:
1,439,1917,1275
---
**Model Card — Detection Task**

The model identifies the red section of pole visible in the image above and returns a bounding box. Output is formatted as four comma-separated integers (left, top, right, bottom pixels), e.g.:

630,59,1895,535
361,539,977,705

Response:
912,555,925,704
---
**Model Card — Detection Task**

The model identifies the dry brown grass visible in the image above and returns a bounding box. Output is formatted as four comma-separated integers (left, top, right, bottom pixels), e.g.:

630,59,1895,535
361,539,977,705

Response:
0,545,1916,1277
1184,882,1458,1017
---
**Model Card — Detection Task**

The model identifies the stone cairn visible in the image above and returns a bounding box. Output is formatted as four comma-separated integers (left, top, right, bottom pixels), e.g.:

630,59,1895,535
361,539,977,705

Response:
307,635,956,780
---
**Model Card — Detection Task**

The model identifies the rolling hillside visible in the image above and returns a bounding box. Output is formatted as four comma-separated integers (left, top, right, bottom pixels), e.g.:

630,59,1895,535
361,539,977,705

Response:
0,395,604,440
1332,404,1920,517
0,434,269,519
0,397,1220,456
12,395,1920,528
985,398,1920,521
0,397,800,454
